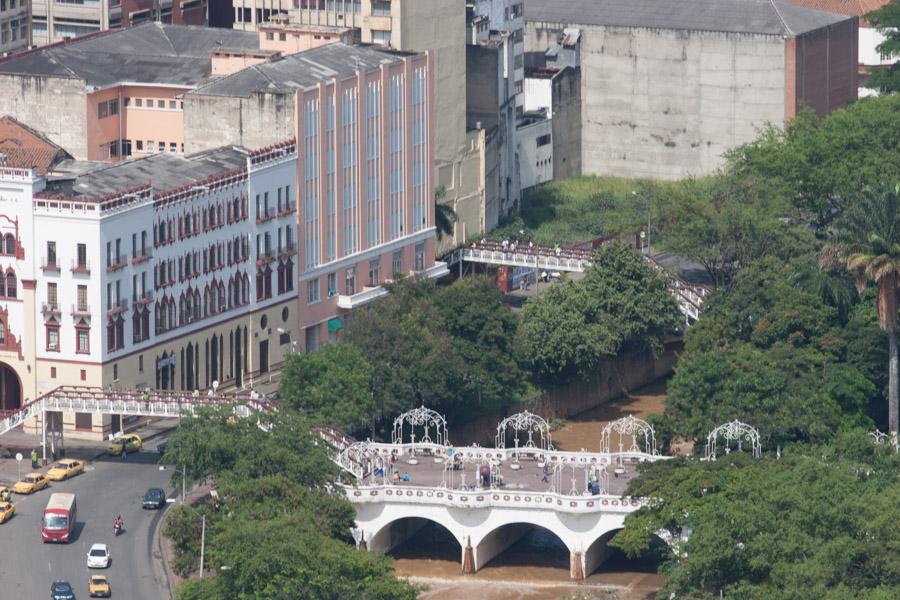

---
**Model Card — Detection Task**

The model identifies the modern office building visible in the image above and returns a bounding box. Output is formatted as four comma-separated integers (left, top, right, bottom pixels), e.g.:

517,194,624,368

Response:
30,0,206,47
0,0,30,55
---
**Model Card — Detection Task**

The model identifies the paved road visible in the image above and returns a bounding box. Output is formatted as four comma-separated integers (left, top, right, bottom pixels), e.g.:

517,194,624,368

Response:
0,448,174,600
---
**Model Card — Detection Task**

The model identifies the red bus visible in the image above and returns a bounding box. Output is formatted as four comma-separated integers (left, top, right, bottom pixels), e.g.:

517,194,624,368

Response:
42,492,76,543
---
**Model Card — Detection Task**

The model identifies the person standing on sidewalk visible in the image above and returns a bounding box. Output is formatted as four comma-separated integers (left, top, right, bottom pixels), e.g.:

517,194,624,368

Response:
31,448,38,469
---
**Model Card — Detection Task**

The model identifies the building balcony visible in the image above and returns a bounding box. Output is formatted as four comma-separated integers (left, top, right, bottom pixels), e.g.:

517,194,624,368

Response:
134,290,154,306
422,261,450,280
106,255,128,272
256,249,276,266
337,285,389,310
279,242,297,257
71,304,92,318
106,298,128,316
277,205,296,218
256,208,276,224
132,251,153,265
71,259,91,275
41,302,61,316
41,257,61,273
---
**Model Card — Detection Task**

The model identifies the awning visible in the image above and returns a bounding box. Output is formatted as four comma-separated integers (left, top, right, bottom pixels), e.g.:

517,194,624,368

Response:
327,317,344,332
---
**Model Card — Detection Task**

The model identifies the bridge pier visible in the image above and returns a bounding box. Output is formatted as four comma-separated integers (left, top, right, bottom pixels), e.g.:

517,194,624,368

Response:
570,551,585,580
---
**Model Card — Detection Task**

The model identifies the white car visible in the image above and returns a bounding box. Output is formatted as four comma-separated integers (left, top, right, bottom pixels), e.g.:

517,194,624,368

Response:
86,543,110,569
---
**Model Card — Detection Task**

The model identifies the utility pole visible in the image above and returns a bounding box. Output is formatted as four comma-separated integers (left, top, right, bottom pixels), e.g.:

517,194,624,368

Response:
199,515,206,577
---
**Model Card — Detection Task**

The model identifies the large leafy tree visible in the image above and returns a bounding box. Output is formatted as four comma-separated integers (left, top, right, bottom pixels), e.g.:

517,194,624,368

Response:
280,341,375,434
725,96,900,228
838,183,900,444
667,256,875,445
866,0,900,93
518,243,680,384
162,408,418,600
613,431,900,599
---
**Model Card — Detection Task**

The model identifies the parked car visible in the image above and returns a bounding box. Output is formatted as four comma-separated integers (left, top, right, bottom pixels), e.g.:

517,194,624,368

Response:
46,459,85,481
88,574,110,597
13,472,49,494
107,433,142,456
0,501,14,524
50,580,75,600
86,543,110,569
142,487,166,509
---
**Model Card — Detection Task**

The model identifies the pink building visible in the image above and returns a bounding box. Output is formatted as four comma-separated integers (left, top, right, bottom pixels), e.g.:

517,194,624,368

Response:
292,45,444,349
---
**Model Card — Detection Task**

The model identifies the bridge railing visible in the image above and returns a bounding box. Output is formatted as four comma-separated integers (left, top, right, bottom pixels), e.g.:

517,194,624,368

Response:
0,385,267,437
345,484,648,515
462,247,593,272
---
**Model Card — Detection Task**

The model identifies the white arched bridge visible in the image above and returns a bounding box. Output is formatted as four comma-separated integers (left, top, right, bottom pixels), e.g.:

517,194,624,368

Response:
319,409,673,580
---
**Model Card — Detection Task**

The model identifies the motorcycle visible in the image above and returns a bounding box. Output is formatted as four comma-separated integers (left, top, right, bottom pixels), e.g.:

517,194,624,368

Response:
114,522,124,536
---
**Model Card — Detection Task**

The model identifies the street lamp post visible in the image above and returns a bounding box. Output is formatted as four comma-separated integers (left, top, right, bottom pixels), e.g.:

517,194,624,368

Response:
199,514,206,578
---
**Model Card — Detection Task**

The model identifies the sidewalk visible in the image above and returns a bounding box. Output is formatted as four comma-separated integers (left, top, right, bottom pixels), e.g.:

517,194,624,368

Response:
0,418,176,487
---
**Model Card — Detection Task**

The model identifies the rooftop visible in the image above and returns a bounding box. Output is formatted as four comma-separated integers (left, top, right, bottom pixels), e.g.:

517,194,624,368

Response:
0,22,260,88
0,115,71,175
45,148,248,198
780,0,888,25
191,43,413,98
524,0,854,36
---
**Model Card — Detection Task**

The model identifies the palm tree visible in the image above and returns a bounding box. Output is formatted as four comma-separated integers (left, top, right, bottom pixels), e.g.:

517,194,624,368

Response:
434,185,457,241
839,183,900,446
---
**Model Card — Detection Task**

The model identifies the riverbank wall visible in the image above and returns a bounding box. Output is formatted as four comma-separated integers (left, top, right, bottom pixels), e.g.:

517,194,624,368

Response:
450,338,682,445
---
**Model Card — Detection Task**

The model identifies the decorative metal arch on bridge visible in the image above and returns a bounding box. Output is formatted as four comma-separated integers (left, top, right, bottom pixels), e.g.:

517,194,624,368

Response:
705,420,761,460
392,406,449,446
495,411,553,453
599,415,658,456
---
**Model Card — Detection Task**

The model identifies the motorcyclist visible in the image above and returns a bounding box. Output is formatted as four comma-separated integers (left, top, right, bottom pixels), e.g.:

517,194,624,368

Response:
114,514,124,533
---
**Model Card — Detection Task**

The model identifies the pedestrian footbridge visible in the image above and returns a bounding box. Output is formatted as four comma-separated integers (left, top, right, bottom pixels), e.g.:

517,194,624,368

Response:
320,407,672,579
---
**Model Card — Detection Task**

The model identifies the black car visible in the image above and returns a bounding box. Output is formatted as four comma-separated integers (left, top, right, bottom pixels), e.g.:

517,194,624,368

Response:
51,580,75,600
142,487,166,509
156,439,169,455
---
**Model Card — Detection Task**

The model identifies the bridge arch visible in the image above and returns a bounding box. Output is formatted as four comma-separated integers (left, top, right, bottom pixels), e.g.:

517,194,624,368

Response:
367,513,465,555
583,527,669,578
473,520,573,573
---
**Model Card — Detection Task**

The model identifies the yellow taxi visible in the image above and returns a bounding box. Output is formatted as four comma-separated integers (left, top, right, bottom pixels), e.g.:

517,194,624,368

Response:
88,574,111,597
47,459,86,481
107,433,142,456
0,501,14,524
12,472,49,494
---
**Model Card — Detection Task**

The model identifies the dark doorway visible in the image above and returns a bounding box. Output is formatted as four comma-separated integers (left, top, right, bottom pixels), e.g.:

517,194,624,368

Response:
0,362,21,411
259,340,269,374
234,327,242,388
210,336,219,383
185,345,195,391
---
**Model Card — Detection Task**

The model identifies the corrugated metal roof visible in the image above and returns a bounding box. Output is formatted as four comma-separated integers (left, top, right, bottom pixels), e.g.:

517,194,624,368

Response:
0,22,259,88
525,0,853,35
190,43,412,98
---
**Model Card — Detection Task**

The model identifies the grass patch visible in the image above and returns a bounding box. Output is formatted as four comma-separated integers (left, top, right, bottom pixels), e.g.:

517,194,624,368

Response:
487,176,713,246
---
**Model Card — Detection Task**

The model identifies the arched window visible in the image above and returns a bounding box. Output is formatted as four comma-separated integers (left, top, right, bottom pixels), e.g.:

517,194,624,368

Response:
0,319,5,344
218,282,226,312
5,272,16,298
193,290,201,319
4,234,14,255
0,273,5,297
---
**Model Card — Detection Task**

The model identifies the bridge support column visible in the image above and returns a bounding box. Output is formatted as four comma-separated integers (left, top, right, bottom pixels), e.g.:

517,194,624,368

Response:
570,551,585,580
462,537,475,574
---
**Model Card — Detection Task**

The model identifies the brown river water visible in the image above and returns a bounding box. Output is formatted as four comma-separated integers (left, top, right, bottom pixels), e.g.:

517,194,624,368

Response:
390,380,669,600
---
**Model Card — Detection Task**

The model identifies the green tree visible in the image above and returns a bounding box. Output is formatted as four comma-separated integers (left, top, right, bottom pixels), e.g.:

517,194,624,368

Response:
613,431,900,599
518,243,679,384
725,97,900,228
280,342,374,433
866,0,900,93
434,185,457,241
838,183,900,443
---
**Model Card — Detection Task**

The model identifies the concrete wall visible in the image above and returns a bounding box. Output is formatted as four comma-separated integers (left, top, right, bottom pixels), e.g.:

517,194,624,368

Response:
183,92,296,155
525,22,789,179
0,75,88,159
793,19,858,118
551,67,581,180
467,44,502,132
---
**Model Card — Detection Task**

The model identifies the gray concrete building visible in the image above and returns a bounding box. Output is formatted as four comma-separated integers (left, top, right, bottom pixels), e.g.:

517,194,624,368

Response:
0,0,29,55
525,0,858,179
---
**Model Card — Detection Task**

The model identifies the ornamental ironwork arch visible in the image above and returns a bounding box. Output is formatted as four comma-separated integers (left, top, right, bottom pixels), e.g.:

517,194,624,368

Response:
705,420,761,460
392,405,449,446
495,411,553,451
600,415,657,455
339,441,379,480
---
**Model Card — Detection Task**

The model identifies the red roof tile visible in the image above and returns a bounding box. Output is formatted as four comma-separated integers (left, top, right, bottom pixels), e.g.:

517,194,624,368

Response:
780,0,890,26
0,115,70,175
